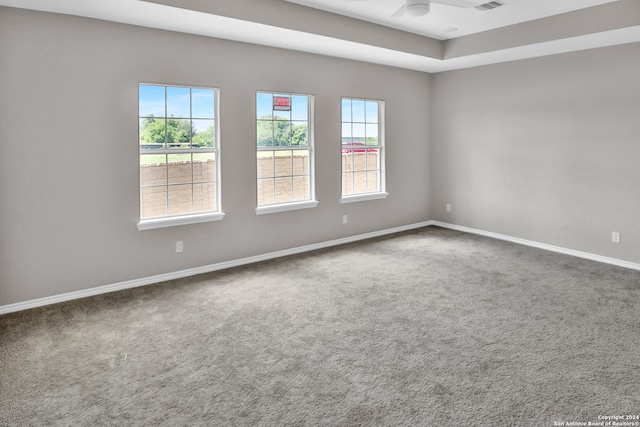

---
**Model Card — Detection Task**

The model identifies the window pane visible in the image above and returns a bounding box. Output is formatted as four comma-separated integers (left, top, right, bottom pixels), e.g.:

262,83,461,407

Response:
293,176,309,200
352,123,365,142
141,186,167,218
193,153,216,183
274,151,293,177
273,94,291,120
341,99,351,122
274,177,293,202
140,117,166,147
139,84,220,221
191,88,215,118
291,95,308,121
352,100,365,122
342,123,353,143
166,118,192,148
353,171,367,194
139,85,165,117
273,120,291,147
342,151,354,172
366,171,379,193
193,182,216,212
257,151,275,179
256,92,273,120
168,154,192,185
341,98,384,197
366,149,379,171
353,151,367,172
293,150,309,176
140,154,167,186
166,87,190,118
273,106,291,121
291,121,308,146
257,120,274,147
365,124,378,145
168,184,193,215
256,92,312,207
342,173,353,195
365,101,378,123
257,178,275,205
192,119,215,148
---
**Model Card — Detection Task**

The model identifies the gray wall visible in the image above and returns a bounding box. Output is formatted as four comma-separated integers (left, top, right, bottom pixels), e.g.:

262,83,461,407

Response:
3,6,639,308
0,8,432,305
431,42,640,263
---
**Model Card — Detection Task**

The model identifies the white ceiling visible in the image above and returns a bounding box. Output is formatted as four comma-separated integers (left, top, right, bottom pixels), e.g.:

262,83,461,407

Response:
285,0,621,40
0,0,639,73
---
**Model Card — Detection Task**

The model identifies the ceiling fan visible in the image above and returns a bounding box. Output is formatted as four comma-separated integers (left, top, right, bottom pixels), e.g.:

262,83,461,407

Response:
348,0,476,17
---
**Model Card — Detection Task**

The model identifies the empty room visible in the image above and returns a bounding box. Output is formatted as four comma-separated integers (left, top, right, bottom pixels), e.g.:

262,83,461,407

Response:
1,0,639,425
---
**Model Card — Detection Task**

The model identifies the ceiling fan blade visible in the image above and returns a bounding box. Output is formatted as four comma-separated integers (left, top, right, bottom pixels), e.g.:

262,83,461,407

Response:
391,4,406,17
432,0,475,8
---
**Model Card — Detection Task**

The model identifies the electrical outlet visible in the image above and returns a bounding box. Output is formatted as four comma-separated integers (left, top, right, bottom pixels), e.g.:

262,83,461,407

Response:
446,204,452,212
611,232,621,244
342,214,348,225
175,240,184,253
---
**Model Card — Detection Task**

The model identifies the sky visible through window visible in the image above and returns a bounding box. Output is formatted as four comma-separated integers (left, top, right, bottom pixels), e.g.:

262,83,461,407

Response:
256,93,308,121
342,99,379,145
139,85,216,146
139,85,215,118
256,93,309,148
256,92,312,206
138,84,219,220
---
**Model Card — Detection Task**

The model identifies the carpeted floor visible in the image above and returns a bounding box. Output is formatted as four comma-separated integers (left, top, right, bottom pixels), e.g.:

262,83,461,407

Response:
1,226,639,426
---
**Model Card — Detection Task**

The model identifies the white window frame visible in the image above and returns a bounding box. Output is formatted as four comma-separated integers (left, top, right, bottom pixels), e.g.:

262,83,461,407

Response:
137,83,224,231
255,91,318,215
340,97,387,203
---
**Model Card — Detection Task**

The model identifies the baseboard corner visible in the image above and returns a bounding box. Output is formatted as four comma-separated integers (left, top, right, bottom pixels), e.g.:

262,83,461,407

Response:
429,221,640,272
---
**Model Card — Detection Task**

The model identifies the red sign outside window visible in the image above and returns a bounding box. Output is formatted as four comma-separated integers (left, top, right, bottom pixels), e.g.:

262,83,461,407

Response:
273,96,291,111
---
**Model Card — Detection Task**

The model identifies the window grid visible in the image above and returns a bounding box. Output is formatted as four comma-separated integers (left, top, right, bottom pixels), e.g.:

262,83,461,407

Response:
139,84,219,220
256,92,313,207
257,148,310,202
341,98,384,197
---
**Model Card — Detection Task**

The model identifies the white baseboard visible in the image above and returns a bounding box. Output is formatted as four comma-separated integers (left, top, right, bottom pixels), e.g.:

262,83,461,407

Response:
431,221,640,272
3,220,638,315
0,221,432,315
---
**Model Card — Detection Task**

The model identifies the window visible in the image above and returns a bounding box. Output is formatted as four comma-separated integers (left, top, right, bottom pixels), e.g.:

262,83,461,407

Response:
341,98,387,202
256,92,317,214
138,84,223,230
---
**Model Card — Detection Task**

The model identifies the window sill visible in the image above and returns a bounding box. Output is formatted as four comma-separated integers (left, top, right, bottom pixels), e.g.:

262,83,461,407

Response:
340,192,389,204
256,200,319,215
137,212,225,230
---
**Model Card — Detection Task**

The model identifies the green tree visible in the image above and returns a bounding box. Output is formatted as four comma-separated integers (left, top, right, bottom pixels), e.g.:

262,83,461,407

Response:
257,116,290,147
166,118,191,145
140,115,166,144
192,126,215,148
257,116,307,147
140,115,194,147
292,123,307,146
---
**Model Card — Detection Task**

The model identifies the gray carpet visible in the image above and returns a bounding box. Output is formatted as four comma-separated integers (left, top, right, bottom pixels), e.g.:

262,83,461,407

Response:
1,226,639,426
